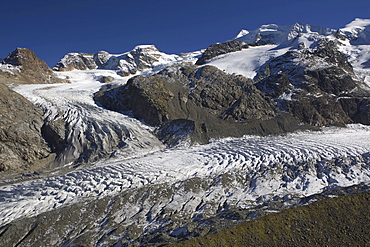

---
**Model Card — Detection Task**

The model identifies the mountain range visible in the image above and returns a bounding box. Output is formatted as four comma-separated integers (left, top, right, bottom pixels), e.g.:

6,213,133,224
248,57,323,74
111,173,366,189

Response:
0,18,370,246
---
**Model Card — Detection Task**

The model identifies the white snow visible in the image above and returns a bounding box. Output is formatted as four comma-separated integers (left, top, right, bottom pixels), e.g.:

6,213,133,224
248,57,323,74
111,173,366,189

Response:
235,29,249,39
336,35,370,87
340,18,370,34
339,18,370,45
207,44,287,78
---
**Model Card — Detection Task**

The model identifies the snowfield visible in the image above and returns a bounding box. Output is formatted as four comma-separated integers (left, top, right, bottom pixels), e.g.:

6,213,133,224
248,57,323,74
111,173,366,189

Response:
207,44,284,78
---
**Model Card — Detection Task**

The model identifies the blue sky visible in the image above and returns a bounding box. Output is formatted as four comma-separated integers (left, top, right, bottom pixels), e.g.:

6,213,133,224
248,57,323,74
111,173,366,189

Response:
1,0,369,66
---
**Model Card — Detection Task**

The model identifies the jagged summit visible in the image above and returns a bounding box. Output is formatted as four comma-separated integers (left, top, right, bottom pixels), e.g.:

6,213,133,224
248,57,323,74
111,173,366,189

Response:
54,44,182,76
234,22,336,45
3,48,50,70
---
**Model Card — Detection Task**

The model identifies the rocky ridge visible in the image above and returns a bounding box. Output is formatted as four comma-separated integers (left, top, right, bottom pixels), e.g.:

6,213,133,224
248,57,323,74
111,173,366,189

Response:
54,45,184,77
195,40,249,65
235,22,337,45
53,52,96,71
254,39,370,126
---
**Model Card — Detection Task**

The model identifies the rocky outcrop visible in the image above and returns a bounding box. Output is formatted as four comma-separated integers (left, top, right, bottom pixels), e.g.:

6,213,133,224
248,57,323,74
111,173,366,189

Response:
53,53,96,71
1,48,68,84
0,83,52,172
195,40,248,65
255,39,370,126
94,64,309,146
95,45,174,76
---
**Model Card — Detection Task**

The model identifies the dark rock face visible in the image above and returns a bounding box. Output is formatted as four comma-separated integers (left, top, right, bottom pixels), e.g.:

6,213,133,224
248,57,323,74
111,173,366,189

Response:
195,40,249,65
99,76,114,83
94,64,309,145
156,119,195,147
41,118,67,155
0,83,52,172
255,39,370,126
339,98,370,125
0,48,68,173
2,48,67,84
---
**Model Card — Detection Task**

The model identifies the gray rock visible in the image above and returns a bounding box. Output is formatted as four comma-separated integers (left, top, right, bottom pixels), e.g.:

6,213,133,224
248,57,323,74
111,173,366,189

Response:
195,40,248,65
99,76,114,83
53,52,97,71
94,64,309,146
255,39,370,126
93,50,111,68
0,83,52,172
2,48,68,84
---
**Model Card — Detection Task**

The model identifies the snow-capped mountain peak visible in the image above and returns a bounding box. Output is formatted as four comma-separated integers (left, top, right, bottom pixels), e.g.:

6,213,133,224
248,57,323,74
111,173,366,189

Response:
54,45,185,76
341,18,370,32
235,22,336,45
338,18,370,45
235,29,249,39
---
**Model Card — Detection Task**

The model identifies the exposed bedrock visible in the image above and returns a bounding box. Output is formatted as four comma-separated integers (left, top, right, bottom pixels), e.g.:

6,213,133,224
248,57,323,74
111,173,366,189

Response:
254,39,370,127
94,64,310,146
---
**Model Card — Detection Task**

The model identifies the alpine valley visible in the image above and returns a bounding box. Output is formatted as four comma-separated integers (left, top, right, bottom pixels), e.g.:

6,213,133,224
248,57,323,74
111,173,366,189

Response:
1,18,370,246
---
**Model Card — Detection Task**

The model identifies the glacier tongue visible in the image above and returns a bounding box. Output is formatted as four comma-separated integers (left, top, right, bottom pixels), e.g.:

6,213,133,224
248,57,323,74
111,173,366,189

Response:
0,124,370,229
12,69,165,166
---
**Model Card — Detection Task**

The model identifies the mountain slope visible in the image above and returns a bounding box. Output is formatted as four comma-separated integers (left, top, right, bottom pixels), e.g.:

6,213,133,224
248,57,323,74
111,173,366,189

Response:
0,82,52,172
174,190,370,247
0,48,70,173
1,48,68,84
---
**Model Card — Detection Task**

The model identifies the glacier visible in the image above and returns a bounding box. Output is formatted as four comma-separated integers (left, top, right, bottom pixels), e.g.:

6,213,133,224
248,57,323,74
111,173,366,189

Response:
1,18,370,245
